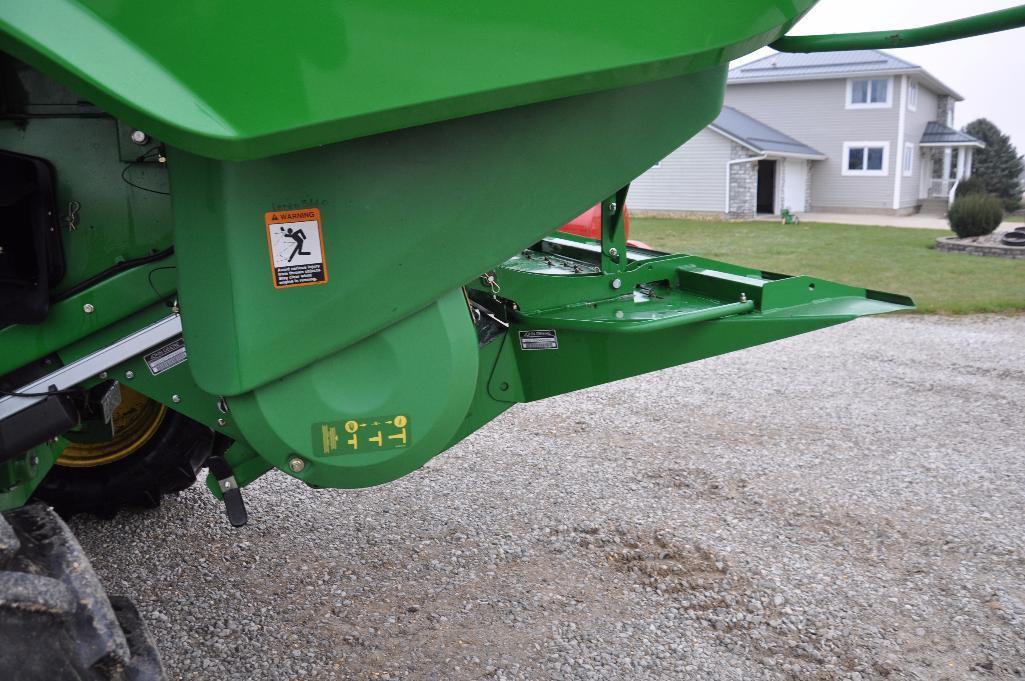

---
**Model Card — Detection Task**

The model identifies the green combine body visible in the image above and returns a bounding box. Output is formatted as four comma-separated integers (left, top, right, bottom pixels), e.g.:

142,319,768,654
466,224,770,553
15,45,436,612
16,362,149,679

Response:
1,1,1023,678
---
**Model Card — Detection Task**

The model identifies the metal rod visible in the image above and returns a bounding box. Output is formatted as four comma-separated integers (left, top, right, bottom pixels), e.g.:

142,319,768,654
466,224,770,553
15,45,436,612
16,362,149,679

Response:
772,5,1025,52
0,314,183,422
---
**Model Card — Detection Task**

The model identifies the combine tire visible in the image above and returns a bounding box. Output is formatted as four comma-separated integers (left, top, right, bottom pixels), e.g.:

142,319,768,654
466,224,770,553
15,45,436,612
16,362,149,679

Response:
0,503,165,680
33,386,215,518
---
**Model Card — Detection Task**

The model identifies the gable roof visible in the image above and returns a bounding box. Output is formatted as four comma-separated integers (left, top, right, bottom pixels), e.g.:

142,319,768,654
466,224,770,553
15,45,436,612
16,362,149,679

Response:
710,106,825,159
728,49,963,100
920,121,984,147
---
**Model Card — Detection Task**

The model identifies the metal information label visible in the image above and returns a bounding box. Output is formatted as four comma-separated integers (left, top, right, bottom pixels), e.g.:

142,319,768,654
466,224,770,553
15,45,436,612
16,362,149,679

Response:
99,381,122,424
144,337,187,375
519,329,558,350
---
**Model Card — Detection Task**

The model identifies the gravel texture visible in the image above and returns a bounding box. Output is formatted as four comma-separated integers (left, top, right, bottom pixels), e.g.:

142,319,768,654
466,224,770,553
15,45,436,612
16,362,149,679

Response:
72,314,1025,680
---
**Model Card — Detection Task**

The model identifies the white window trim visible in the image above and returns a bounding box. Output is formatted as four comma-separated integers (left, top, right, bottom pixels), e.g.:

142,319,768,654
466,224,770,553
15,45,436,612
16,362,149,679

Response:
907,81,918,112
842,141,890,177
845,77,893,109
903,142,914,177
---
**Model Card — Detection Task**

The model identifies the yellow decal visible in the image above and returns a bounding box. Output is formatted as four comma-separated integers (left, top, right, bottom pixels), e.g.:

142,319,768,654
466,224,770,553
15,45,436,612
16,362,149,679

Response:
314,415,410,455
321,424,339,454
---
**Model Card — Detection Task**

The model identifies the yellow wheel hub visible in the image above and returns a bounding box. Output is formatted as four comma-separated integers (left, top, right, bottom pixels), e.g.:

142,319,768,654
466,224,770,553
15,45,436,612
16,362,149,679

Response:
57,386,167,468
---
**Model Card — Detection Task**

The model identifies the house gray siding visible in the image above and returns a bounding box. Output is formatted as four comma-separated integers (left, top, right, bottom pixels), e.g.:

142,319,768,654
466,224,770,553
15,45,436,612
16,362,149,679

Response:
725,78,900,211
900,79,939,208
629,128,732,215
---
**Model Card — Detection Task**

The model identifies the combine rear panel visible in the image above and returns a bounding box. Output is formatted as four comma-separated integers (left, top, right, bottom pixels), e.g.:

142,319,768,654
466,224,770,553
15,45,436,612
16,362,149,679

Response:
1,0,1022,562
5,0,1025,675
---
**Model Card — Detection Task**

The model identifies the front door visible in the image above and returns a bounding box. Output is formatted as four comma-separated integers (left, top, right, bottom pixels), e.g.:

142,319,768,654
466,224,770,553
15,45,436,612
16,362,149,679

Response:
919,150,932,199
756,160,777,214
782,159,807,213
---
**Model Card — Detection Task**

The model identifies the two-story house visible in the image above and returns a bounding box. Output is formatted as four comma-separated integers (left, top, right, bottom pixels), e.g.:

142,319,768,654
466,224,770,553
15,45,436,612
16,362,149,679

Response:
629,50,983,219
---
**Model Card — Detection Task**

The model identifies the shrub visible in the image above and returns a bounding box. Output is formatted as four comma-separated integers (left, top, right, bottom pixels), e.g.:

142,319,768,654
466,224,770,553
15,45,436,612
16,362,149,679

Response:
954,176,986,199
948,193,1004,238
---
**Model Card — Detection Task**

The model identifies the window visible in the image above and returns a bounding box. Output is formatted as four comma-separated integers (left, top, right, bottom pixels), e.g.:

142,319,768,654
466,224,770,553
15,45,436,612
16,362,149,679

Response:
846,78,892,108
842,142,889,176
907,81,918,111
903,143,914,176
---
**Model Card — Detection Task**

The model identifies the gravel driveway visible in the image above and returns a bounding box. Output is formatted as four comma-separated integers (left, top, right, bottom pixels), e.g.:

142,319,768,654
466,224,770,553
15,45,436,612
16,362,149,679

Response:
72,314,1025,681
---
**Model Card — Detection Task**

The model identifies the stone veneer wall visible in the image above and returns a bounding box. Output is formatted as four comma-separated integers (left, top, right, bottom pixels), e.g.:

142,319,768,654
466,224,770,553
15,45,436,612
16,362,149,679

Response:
936,96,955,127
727,143,758,220
804,160,813,214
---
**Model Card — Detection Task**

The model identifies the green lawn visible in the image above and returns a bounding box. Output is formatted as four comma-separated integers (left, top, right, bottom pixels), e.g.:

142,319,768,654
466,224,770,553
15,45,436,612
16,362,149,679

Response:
631,218,1025,315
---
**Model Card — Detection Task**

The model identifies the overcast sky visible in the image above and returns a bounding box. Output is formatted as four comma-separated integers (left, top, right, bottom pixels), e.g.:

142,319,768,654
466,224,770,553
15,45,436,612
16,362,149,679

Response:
734,0,1025,153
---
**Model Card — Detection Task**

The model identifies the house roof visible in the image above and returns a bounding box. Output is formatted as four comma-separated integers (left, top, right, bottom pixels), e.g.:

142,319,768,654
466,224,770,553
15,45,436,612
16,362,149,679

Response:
920,121,984,147
710,106,825,159
728,49,963,100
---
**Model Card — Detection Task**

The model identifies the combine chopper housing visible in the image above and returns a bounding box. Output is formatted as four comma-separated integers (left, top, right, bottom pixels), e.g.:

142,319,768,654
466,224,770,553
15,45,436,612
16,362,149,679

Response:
1,1,1023,678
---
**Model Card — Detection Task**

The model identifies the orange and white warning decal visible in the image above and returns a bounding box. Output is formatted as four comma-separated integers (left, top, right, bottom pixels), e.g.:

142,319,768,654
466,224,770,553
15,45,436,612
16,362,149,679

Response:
265,208,328,289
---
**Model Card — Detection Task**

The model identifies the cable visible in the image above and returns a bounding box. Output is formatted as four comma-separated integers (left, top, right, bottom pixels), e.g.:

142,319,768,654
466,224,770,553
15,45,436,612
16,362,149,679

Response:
120,146,170,196
51,246,174,303
147,265,177,299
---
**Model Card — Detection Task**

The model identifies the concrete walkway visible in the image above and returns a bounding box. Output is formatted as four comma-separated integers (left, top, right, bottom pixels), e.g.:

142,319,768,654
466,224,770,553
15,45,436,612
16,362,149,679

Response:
763,211,1021,232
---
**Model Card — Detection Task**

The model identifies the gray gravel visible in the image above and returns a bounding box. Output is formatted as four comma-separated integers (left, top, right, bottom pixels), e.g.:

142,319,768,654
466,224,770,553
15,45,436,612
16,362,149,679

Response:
72,314,1025,680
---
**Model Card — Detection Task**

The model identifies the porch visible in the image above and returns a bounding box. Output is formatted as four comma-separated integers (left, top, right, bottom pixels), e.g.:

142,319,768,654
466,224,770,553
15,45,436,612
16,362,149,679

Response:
919,121,985,209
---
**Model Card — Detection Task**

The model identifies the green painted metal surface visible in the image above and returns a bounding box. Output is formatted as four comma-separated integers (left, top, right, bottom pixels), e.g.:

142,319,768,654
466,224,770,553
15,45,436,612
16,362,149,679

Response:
0,0,814,160
0,57,175,373
0,261,176,376
773,4,1025,52
470,237,912,404
0,445,57,511
0,71,174,292
229,289,479,489
171,69,726,396
21,0,1022,504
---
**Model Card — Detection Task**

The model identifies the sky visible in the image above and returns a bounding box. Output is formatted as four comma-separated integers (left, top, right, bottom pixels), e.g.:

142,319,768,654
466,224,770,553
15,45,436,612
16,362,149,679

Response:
733,0,1025,153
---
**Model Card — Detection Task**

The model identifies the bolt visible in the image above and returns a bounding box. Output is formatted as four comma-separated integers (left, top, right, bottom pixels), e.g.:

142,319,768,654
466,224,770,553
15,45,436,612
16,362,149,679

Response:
125,370,134,379
172,394,181,403
740,292,748,302
611,278,622,290
98,371,108,379
288,456,306,473
83,303,95,314
608,202,617,213
608,247,618,258
216,417,226,427
30,455,39,468
130,130,149,145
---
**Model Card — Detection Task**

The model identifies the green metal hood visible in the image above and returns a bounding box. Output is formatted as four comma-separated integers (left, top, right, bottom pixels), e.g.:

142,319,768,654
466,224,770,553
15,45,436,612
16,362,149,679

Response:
0,0,814,160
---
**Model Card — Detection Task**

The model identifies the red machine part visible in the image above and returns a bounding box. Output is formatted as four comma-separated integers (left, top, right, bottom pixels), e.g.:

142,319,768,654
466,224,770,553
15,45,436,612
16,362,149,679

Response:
557,204,650,249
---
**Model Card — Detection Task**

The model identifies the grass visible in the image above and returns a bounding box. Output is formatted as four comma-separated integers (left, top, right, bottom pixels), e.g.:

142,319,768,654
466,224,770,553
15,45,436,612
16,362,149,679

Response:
1006,214,1025,223
631,218,1025,315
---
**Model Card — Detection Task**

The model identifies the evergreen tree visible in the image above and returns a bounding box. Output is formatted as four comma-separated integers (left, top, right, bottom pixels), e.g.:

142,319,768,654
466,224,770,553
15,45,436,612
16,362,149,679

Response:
963,118,1024,211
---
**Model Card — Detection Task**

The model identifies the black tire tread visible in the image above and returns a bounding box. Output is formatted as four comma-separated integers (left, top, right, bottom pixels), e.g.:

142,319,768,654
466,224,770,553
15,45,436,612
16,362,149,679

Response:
33,409,215,519
0,504,166,680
